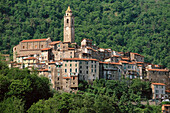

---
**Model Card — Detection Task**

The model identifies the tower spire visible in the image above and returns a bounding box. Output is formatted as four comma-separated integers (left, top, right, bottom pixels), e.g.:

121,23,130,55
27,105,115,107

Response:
66,6,72,13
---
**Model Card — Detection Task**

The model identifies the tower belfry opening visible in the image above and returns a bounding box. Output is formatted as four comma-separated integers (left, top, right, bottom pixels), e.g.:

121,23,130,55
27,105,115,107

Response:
64,6,75,43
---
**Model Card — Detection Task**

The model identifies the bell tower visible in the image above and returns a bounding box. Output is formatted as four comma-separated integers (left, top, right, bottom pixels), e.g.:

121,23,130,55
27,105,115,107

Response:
64,6,75,43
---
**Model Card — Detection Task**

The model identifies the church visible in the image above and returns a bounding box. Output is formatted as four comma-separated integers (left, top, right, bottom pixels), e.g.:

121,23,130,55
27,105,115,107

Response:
12,6,169,92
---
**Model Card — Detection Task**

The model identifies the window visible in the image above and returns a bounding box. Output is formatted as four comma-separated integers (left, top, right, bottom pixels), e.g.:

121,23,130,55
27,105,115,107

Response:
91,69,93,72
80,66,82,69
58,73,60,76
80,61,82,64
58,77,59,80
23,46,25,49
156,90,159,93
70,64,72,67
86,66,88,69
65,64,67,67
86,61,88,64
73,77,75,80
35,45,37,49
75,68,77,72
91,65,93,68
95,69,96,73
75,64,77,67
49,66,51,69
70,52,72,54
70,69,72,72
86,71,88,74
58,45,60,47
65,69,67,73
67,19,69,23
80,70,82,73
41,45,43,48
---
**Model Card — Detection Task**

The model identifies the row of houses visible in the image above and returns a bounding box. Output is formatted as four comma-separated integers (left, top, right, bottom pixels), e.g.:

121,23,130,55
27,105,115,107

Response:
3,6,169,94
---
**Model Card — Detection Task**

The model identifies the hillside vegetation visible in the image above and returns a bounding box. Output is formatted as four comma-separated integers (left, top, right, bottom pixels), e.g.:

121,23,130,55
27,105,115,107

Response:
0,0,169,68
0,56,161,112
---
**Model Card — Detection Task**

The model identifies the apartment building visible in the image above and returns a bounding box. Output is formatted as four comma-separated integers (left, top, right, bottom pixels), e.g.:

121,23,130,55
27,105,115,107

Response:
151,83,165,99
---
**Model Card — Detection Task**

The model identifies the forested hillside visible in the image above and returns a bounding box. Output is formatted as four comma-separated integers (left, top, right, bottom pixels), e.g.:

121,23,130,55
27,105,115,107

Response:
0,0,169,68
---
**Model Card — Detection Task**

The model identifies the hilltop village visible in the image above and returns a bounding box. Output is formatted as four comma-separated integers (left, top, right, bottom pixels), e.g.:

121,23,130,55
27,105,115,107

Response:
9,6,169,96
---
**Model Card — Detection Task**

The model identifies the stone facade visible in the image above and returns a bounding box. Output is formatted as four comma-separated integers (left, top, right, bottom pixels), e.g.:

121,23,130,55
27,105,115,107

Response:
151,83,165,99
11,6,169,92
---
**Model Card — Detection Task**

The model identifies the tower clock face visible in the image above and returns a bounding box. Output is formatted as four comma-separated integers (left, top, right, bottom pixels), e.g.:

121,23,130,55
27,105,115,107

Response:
66,27,69,30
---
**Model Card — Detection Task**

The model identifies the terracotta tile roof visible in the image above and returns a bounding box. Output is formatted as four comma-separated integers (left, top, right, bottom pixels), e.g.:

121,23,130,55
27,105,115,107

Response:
48,62,57,64
129,62,136,64
165,90,170,93
152,83,165,85
23,57,38,60
119,61,129,64
111,55,121,57
147,69,169,72
154,65,160,68
118,52,123,54
49,41,61,45
121,57,129,60
131,52,144,57
39,69,48,72
41,48,52,51
136,62,144,64
63,77,71,79
162,104,170,107
68,48,75,50
62,58,98,61
138,65,143,67
21,38,47,42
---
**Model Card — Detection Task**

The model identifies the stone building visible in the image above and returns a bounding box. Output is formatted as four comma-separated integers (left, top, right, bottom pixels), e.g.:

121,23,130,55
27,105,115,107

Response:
146,68,169,90
13,38,52,62
151,83,165,99
12,6,169,92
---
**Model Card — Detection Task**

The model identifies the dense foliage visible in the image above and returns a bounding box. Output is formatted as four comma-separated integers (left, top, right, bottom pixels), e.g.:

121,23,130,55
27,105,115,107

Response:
0,56,161,112
28,79,160,113
0,0,169,68
0,57,53,112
